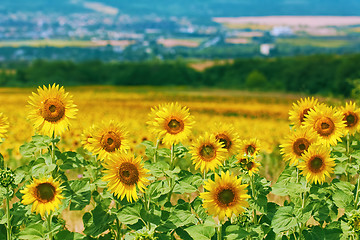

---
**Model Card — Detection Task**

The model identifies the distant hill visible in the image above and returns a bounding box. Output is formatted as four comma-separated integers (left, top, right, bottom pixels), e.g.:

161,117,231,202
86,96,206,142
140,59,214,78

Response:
2,0,360,17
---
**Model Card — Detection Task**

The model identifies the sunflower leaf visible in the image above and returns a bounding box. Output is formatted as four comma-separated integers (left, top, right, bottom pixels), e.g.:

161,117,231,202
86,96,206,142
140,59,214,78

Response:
116,203,142,225
185,224,216,240
18,223,46,240
271,206,298,233
63,178,91,211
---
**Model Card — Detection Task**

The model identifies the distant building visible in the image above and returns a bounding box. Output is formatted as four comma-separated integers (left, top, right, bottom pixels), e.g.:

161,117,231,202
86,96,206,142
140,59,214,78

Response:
270,26,293,37
260,44,275,56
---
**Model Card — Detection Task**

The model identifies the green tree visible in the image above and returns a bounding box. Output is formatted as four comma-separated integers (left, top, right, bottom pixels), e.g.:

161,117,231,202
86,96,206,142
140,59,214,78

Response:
245,70,268,89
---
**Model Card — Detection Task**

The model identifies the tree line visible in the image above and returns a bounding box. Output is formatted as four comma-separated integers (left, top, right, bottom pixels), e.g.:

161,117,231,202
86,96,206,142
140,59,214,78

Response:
0,54,359,97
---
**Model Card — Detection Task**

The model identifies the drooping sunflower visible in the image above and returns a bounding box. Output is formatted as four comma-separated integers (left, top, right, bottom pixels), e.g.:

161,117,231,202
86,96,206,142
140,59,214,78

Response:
147,102,195,145
280,128,318,166
341,101,360,135
28,84,78,136
303,105,346,146
238,157,261,176
289,97,320,129
88,121,130,160
0,113,9,141
212,123,241,155
200,171,250,220
189,133,227,173
239,138,260,157
20,177,64,216
297,144,335,184
102,153,150,202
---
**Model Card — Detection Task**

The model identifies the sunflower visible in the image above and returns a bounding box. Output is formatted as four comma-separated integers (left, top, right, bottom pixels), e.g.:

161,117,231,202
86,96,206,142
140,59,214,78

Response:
189,133,227,173
81,125,95,152
212,123,241,155
20,177,64,216
102,153,149,202
88,121,130,160
303,105,346,146
297,145,335,184
238,157,261,176
341,101,360,135
147,102,195,145
239,139,260,157
0,113,9,141
280,128,318,166
28,84,78,136
289,97,320,129
200,171,250,220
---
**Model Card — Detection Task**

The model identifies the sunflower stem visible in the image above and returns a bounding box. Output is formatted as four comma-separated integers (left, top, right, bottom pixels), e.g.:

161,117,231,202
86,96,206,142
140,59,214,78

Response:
153,139,160,163
5,186,11,240
167,144,175,203
116,218,122,240
51,133,55,166
355,176,360,209
250,174,257,224
296,167,299,183
347,133,351,182
216,225,222,240
46,212,53,240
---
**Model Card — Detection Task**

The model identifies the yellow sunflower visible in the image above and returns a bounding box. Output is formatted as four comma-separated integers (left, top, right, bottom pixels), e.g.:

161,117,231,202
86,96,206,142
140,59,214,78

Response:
28,84,78,136
289,97,320,129
147,102,195,145
0,113,9,141
297,144,335,184
200,171,250,220
189,133,227,173
212,123,241,155
88,121,130,160
280,128,318,166
239,139,260,157
238,157,261,176
341,101,360,135
102,153,150,202
303,105,346,146
81,125,95,152
20,177,64,216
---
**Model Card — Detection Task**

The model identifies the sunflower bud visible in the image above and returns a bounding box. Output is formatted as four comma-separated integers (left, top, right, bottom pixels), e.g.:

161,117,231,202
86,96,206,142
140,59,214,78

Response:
0,168,15,188
349,211,360,232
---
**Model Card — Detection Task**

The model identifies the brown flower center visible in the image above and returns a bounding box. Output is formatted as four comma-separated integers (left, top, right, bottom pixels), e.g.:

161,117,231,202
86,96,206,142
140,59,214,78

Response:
216,134,232,150
36,183,56,203
118,162,139,185
165,117,184,135
300,108,311,123
246,161,255,171
217,188,236,207
344,112,358,128
100,131,121,152
199,144,216,161
309,157,323,173
246,144,256,155
41,98,65,122
315,117,335,136
293,138,310,156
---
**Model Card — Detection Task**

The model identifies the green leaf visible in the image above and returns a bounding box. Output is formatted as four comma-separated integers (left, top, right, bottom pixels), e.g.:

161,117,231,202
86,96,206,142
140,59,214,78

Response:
55,230,85,240
191,197,208,222
64,179,91,211
173,180,197,194
157,210,196,232
0,153,3,169
303,226,324,240
18,223,46,240
225,225,252,240
185,224,216,240
272,206,298,233
59,151,85,170
116,203,142,225
83,205,115,237
323,221,342,240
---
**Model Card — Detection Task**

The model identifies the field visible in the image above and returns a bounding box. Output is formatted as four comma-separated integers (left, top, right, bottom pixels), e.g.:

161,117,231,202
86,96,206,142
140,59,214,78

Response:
276,38,350,48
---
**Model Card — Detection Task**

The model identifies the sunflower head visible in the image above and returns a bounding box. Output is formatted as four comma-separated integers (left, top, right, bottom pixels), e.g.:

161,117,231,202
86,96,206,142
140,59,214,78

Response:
200,171,250,220
20,177,64,216
240,138,260,157
212,123,241,155
297,144,335,184
27,84,78,136
102,153,150,202
280,128,317,166
289,97,320,129
88,121,130,160
81,125,95,152
0,113,9,141
189,132,227,173
238,157,260,176
341,101,360,135
147,102,195,145
303,105,346,146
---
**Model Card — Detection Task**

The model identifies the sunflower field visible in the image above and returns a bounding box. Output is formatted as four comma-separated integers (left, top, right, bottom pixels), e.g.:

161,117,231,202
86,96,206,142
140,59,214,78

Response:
0,84,359,239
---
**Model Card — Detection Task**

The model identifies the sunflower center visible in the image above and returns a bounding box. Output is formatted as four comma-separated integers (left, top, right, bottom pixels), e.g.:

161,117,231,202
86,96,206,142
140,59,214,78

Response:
36,183,56,203
101,131,121,152
246,161,254,171
246,145,256,155
217,188,235,207
216,134,232,150
41,98,65,122
344,112,358,127
309,157,323,173
166,117,184,135
199,144,216,161
293,138,310,156
300,108,311,123
118,162,139,185
315,117,335,136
